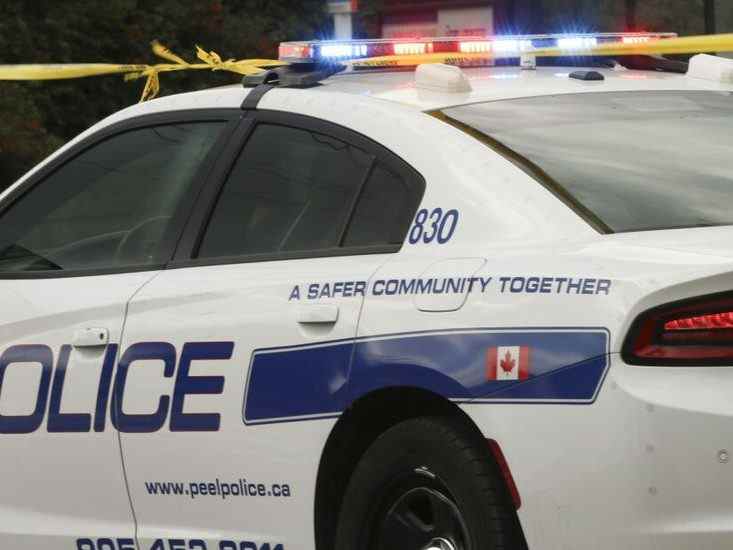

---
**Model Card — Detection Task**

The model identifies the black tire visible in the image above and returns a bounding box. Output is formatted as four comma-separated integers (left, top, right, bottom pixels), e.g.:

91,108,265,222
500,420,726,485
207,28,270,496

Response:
334,416,519,550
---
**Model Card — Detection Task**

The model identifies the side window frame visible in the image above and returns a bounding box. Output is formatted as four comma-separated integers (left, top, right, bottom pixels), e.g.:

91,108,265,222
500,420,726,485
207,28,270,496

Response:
170,109,426,268
0,109,243,280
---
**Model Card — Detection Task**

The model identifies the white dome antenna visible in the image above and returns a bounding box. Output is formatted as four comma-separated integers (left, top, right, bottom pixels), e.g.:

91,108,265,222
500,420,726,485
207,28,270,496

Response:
415,63,472,93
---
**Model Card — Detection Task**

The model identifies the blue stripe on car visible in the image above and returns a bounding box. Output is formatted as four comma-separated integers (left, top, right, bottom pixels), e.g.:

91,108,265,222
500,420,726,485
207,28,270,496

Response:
242,328,609,424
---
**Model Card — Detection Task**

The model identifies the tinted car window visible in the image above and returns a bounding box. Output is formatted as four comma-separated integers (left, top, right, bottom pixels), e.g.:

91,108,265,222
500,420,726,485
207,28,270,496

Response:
0,122,223,273
343,163,410,246
198,123,372,258
441,91,733,233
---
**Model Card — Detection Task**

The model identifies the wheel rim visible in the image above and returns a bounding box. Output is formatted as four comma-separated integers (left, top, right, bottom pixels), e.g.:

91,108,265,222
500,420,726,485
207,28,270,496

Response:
373,484,470,550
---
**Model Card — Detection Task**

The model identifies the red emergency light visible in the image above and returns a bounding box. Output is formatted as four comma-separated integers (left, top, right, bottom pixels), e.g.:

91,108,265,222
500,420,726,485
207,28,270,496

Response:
278,33,677,66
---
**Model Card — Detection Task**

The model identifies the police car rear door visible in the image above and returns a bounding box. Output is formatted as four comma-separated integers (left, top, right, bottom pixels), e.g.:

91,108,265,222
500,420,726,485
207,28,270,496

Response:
0,112,234,549
115,110,424,549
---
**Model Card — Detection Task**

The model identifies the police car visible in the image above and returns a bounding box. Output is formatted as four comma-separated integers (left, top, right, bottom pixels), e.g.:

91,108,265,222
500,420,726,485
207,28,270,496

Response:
2,32,733,550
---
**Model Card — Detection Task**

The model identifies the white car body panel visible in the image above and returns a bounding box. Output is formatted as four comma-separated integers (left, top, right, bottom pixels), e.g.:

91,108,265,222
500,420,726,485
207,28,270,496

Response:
355,221,733,548
1,63,732,549
0,272,157,548
117,255,391,549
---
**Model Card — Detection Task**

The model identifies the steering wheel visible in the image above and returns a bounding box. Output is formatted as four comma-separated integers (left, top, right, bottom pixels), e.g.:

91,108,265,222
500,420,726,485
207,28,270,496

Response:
115,216,172,265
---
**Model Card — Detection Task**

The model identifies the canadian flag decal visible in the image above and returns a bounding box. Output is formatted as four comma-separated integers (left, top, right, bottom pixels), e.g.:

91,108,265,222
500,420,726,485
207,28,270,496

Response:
486,346,530,381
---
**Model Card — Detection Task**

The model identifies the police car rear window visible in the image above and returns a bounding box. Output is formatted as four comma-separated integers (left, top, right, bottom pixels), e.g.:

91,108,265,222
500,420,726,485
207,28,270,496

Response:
440,91,733,233
198,124,371,258
197,123,414,259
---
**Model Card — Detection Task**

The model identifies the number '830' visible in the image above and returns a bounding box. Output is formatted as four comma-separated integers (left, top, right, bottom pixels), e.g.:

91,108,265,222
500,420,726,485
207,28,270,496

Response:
408,208,459,245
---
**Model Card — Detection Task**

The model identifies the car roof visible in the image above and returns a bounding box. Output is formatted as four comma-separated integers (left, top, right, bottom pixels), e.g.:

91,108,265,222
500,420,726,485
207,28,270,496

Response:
114,64,733,122
318,65,733,110
7,62,730,240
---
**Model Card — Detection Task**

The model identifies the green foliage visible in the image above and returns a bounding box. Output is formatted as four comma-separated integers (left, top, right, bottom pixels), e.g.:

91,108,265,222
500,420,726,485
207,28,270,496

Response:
0,82,63,184
0,0,330,188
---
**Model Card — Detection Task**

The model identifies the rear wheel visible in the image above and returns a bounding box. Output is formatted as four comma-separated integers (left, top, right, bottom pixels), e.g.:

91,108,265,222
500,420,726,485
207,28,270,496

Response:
334,416,518,550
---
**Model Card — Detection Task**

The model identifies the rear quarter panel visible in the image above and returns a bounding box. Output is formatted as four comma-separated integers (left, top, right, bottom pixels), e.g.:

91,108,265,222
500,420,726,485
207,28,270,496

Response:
262,88,733,550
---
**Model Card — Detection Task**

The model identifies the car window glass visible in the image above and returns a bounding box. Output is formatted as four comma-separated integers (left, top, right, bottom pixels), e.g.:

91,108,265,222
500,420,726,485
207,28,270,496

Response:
441,91,733,233
198,123,372,258
343,163,410,246
0,122,224,273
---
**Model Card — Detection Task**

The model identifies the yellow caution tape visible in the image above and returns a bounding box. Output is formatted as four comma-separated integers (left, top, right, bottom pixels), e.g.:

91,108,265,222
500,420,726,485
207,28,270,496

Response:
351,33,733,69
0,41,288,102
4,33,732,99
534,32,733,57
0,64,151,80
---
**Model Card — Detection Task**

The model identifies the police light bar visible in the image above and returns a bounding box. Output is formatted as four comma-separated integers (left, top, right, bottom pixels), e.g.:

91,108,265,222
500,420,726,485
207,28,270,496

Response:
279,33,678,66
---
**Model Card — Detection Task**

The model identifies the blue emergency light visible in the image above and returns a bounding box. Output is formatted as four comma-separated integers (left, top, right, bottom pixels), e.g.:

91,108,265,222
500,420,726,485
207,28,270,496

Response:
279,33,678,65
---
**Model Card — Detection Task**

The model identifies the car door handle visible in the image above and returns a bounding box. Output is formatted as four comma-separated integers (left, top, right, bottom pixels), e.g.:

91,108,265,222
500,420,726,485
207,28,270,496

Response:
72,327,110,348
295,304,339,324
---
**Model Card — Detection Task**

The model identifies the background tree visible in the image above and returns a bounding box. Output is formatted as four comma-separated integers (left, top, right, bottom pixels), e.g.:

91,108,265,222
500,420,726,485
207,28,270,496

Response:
0,0,330,188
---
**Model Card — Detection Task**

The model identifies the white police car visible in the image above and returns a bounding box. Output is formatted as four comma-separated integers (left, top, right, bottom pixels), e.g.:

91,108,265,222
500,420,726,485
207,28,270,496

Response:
2,32,733,550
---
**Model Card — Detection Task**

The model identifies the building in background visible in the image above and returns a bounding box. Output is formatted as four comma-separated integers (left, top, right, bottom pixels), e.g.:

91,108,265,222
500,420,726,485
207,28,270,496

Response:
328,1,733,42
328,0,508,40
327,0,359,39
377,1,495,39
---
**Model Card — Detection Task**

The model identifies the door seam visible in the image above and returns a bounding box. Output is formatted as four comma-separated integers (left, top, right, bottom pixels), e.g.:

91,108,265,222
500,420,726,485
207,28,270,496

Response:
115,269,166,550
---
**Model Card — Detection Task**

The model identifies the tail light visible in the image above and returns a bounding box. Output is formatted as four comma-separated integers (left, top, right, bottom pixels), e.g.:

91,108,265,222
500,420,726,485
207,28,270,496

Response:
623,292,733,365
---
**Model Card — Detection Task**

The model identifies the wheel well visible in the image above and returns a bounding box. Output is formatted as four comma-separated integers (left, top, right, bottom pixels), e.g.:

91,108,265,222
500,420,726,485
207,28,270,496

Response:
313,387,524,550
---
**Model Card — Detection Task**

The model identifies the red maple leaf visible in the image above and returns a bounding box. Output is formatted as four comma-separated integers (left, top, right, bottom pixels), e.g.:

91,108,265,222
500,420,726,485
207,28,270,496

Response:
500,350,516,373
